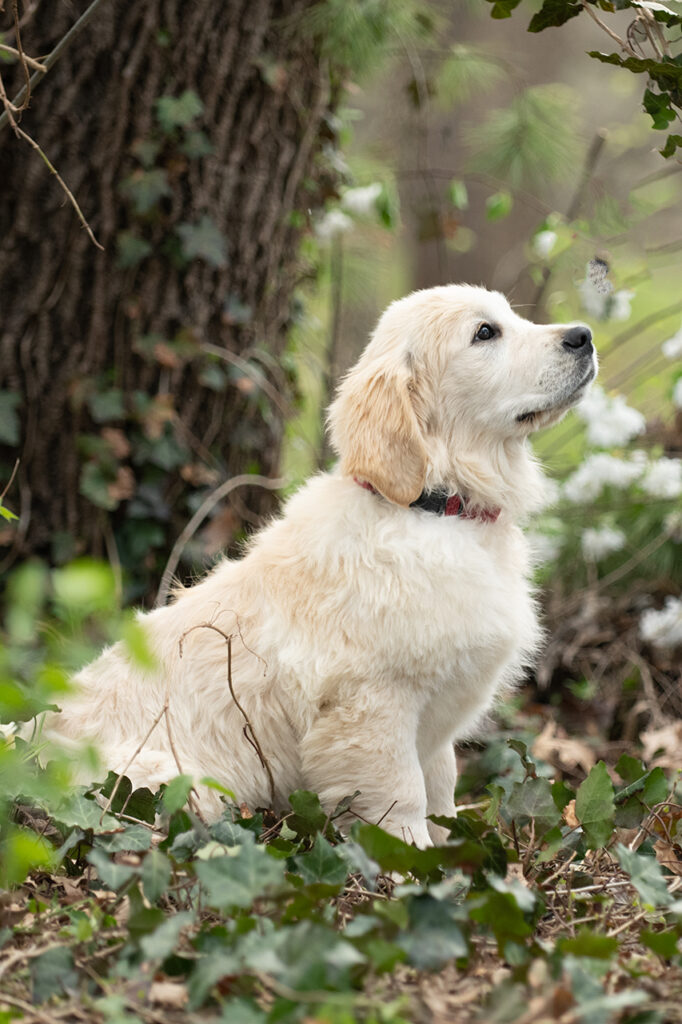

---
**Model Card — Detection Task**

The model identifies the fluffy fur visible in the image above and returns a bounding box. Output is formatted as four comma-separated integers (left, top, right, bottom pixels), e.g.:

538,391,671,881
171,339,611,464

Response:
46,284,597,847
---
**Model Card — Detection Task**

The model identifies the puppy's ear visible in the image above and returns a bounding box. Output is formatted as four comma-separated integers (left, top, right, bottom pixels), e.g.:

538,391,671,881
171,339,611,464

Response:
328,360,427,506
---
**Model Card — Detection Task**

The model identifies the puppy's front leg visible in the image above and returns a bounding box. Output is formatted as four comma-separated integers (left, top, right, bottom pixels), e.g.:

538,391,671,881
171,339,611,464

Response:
300,699,432,848
422,742,458,845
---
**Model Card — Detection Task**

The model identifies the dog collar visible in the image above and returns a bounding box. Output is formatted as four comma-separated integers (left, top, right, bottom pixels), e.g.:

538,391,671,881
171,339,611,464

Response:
354,478,500,523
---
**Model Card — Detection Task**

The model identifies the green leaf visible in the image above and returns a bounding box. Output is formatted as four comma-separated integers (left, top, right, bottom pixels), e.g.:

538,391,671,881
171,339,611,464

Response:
181,130,214,158
31,947,77,1003
294,835,349,887
288,789,328,837
485,0,522,18
140,910,194,961
641,926,680,958
506,777,561,832
588,50,682,84
52,559,117,616
195,844,285,909
643,87,677,129
0,503,17,521
88,388,125,423
142,849,172,902
162,774,194,815
80,462,116,511
575,761,615,848
616,844,673,908
120,168,172,214
116,230,152,268
486,190,513,221
156,90,204,133
397,894,468,968
0,390,20,445
616,753,647,785
559,929,619,958
529,0,583,32
96,824,153,853
121,618,158,671
177,215,228,268
661,133,682,157
448,178,469,209
87,848,138,890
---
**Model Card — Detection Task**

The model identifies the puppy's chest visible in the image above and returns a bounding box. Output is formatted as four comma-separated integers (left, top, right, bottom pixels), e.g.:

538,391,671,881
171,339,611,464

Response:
357,530,539,681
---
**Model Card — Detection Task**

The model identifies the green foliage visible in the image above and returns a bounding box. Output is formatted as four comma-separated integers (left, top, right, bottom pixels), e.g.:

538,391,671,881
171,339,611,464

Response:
0,390,20,446
177,215,229,268
467,85,579,188
575,761,616,849
435,44,506,107
489,0,682,159
155,90,204,133
302,0,433,76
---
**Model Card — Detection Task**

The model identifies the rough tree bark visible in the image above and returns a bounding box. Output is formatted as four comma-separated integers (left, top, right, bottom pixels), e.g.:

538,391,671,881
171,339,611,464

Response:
0,0,338,598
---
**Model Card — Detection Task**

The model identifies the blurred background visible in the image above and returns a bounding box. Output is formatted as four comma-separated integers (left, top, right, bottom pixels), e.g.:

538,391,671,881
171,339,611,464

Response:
0,0,681,775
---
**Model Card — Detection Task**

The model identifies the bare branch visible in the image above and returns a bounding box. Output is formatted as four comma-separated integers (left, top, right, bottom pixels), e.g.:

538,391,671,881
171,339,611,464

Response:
155,474,286,608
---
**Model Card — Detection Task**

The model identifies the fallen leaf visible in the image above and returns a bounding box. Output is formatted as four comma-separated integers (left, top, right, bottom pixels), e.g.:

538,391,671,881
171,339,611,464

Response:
532,720,596,775
563,799,579,829
148,980,188,1008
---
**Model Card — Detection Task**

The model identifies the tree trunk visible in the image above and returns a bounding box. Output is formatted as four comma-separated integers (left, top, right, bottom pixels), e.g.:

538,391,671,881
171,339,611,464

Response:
0,0,338,600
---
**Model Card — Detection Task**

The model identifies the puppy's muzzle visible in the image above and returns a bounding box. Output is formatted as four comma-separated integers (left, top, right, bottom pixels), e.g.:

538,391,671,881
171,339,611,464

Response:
562,326,593,355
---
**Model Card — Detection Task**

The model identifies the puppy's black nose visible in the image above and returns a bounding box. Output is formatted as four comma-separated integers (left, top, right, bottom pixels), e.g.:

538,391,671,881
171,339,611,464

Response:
562,326,593,353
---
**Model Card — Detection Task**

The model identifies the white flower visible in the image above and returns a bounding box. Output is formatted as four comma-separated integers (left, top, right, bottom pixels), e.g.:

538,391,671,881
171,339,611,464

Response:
611,290,635,322
341,183,383,217
533,230,557,259
563,452,644,503
640,597,682,650
673,377,682,409
581,526,626,561
641,457,682,499
0,722,16,741
315,209,353,242
662,324,682,359
576,386,646,448
578,276,633,323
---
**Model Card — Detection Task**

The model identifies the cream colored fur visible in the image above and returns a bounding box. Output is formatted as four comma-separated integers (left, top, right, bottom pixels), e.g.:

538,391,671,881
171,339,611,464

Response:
46,284,596,847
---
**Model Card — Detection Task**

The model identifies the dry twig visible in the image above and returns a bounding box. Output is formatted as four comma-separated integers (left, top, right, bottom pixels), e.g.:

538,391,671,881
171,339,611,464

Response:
179,622,276,806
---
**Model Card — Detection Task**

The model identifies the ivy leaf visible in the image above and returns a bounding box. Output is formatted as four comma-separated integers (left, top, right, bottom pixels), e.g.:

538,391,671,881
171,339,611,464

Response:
88,388,126,423
31,947,78,1003
120,168,172,214
195,844,285,910
616,844,673,908
485,0,522,18
575,761,615,848
142,849,172,903
661,133,682,157
558,929,619,958
643,87,677,129
162,775,194,815
294,835,349,887
87,848,138,890
117,230,152,268
397,894,468,968
181,130,214,158
177,215,228,268
156,90,204,133
140,910,194,961
506,777,561,832
529,0,583,31
288,789,328,837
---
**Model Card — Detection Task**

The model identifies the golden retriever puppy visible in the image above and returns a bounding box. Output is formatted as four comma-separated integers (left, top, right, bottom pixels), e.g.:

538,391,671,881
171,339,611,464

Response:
48,284,596,846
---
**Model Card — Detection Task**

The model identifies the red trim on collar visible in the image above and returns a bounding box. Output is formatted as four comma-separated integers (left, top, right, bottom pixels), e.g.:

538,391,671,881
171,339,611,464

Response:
353,478,500,524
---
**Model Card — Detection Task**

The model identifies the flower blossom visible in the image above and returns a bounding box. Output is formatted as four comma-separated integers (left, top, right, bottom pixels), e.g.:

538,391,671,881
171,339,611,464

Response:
641,457,682,499
341,183,383,217
640,597,682,650
563,452,643,503
662,324,682,359
578,275,634,322
576,386,646,448
533,230,557,259
315,209,353,242
581,526,626,561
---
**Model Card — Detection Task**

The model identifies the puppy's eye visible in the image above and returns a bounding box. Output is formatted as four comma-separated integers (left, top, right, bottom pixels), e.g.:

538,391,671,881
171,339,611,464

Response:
474,323,496,342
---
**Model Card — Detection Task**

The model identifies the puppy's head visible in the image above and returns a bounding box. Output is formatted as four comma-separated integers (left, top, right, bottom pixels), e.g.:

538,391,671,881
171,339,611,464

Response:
328,284,597,506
